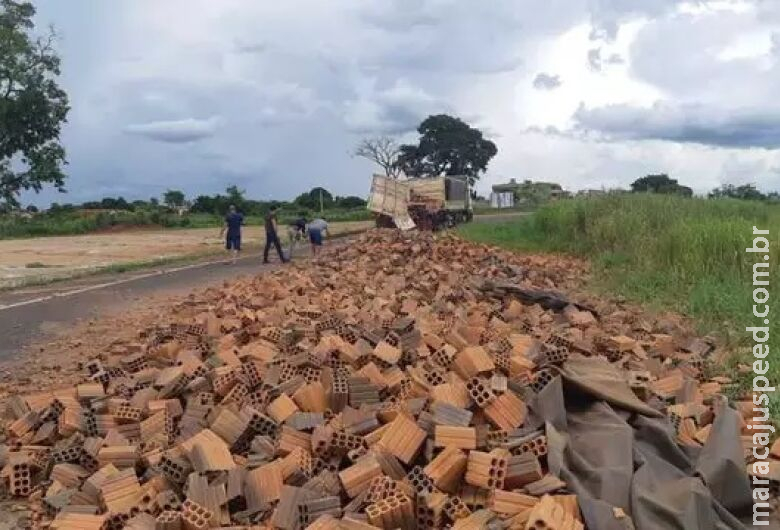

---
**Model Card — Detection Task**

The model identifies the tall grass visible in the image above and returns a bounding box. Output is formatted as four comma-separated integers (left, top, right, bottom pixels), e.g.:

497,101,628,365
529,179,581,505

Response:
461,195,780,335
459,194,780,407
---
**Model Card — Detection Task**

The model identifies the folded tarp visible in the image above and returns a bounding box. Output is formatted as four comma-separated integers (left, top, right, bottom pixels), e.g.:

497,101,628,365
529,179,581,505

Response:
529,355,755,529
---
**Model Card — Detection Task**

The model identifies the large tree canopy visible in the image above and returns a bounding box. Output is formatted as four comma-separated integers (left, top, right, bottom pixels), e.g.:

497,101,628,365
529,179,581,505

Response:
630,174,692,197
163,189,185,208
397,114,497,184
0,0,69,208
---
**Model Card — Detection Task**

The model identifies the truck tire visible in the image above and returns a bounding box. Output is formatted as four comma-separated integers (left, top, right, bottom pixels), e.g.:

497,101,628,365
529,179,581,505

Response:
375,214,396,228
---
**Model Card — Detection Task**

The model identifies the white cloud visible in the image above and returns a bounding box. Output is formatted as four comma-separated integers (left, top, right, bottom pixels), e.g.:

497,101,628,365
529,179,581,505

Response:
124,117,219,143
22,0,780,206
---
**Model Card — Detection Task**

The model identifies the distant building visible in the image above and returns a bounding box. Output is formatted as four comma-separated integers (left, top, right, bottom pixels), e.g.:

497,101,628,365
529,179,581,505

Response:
491,179,568,205
490,192,514,209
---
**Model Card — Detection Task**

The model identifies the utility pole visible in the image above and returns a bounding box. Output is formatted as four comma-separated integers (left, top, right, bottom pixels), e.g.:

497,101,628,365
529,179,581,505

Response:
319,188,324,214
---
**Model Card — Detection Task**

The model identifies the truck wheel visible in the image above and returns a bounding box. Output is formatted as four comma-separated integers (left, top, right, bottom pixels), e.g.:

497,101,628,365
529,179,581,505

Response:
375,214,395,228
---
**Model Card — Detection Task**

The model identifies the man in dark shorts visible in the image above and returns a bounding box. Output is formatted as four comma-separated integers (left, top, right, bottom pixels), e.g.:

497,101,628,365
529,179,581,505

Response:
263,205,288,264
307,217,328,258
219,204,243,264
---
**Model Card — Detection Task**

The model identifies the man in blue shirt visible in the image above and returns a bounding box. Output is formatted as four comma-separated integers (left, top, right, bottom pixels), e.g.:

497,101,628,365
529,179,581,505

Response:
220,205,244,264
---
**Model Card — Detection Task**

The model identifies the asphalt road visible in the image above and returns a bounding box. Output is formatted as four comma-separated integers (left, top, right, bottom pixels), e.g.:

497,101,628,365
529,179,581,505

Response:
0,253,284,361
0,214,528,362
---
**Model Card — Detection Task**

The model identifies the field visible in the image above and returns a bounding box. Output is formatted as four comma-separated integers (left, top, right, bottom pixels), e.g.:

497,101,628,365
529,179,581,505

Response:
459,194,780,407
0,208,373,239
0,221,372,289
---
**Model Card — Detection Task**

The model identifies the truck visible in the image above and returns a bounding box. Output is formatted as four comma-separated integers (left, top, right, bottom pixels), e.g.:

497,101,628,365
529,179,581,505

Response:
367,174,473,230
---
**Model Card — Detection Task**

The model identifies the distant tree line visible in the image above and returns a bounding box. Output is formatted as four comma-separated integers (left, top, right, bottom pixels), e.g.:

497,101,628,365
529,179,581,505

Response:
708,183,779,201
627,174,778,201
19,185,367,216
189,186,366,216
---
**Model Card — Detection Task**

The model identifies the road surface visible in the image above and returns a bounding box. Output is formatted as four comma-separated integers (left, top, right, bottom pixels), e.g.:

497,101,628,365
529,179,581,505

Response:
0,214,528,362
0,253,285,361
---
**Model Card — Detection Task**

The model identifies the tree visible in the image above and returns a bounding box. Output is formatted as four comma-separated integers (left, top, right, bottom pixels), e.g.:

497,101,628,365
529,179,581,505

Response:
163,189,185,208
709,183,766,201
0,1,69,208
630,174,692,197
294,187,334,211
355,137,402,178
397,115,497,184
190,194,216,214
334,195,366,208
225,185,246,211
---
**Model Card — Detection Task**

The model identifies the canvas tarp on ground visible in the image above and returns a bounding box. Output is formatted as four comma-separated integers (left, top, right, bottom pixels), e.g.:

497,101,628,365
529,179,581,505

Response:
527,355,759,530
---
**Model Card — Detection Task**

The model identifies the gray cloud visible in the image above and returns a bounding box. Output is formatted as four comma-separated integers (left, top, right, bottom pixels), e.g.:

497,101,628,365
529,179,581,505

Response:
232,40,267,55
124,118,219,143
343,80,445,134
589,0,685,41
588,48,602,71
532,73,562,90
355,0,585,75
574,102,780,149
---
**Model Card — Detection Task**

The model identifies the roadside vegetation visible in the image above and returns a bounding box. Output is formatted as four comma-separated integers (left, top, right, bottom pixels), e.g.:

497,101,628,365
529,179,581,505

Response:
459,193,780,408
0,186,372,239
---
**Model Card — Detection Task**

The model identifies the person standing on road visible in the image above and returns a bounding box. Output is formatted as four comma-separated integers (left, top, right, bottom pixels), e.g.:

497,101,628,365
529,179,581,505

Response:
263,205,288,264
308,217,328,258
219,204,244,265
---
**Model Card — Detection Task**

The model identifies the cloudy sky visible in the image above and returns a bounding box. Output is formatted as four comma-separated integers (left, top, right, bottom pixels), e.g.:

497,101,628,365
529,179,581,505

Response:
24,0,780,205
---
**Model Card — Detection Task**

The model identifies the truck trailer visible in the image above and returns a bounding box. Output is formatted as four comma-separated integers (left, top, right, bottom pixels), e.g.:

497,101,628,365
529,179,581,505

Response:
367,174,473,231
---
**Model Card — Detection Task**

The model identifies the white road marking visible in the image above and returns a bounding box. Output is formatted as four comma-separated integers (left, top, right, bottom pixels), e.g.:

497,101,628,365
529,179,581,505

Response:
0,231,363,313
0,254,261,312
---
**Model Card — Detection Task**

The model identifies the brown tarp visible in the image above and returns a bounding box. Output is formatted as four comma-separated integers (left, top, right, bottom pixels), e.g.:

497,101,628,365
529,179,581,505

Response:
529,356,755,529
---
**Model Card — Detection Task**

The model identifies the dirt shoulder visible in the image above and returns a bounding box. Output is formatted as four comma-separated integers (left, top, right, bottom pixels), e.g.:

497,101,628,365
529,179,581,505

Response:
0,221,372,289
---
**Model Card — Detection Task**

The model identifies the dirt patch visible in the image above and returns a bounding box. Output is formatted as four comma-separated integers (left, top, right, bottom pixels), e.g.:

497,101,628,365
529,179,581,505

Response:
0,221,372,289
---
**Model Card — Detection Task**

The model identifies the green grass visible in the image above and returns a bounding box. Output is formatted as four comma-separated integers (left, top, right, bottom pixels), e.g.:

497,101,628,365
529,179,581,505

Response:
472,204,538,215
459,194,780,411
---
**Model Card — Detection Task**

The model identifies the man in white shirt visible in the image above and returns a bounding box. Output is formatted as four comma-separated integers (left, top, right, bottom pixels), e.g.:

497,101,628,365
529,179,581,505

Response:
307,217,328,257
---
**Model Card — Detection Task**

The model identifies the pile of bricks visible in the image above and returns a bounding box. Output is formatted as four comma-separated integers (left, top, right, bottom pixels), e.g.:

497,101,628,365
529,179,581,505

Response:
0,230,773,529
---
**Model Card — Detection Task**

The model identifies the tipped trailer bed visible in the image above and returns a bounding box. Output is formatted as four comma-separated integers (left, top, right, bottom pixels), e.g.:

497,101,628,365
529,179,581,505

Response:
367,174,473,230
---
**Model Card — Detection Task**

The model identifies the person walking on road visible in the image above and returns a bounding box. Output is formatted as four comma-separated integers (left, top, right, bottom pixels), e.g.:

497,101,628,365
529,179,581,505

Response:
219,204,244,264
263,205,288,264
308,217,328,258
